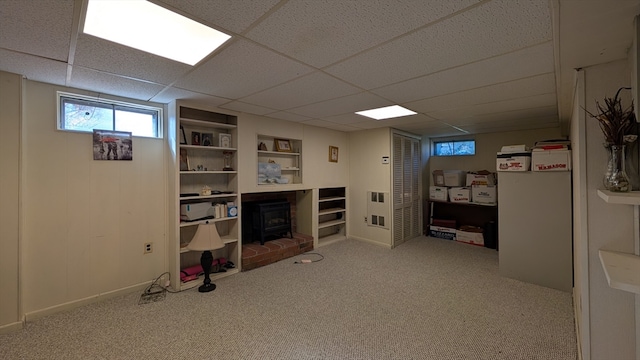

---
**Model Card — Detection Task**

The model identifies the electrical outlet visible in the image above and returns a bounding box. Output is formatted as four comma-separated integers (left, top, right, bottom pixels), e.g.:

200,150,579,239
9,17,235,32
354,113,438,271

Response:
144,242,153,254
364,216,367,223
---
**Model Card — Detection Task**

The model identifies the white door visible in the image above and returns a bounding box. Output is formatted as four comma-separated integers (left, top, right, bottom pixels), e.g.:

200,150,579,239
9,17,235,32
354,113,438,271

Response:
392,133,421,247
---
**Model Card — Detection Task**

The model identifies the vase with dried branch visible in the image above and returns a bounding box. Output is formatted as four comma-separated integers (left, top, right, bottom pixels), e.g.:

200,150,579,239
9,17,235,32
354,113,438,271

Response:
585,87,637,192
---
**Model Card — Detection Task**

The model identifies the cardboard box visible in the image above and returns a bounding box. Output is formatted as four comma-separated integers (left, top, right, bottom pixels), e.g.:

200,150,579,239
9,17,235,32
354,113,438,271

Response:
471,185,497,205
466,173,496,186
496,152,531,171
448,187,471,203
456,226,484,246
429,186,448,201
432,170,445,186
531,150,572,171
444,170,466,187
429,225,456,240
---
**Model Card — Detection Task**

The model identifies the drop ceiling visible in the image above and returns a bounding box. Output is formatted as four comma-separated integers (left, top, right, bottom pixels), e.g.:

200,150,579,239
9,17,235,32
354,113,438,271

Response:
1,0,639,137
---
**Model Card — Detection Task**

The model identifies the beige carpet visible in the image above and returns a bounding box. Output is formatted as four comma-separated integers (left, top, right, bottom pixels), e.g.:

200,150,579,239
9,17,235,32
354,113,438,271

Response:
0,236,577,359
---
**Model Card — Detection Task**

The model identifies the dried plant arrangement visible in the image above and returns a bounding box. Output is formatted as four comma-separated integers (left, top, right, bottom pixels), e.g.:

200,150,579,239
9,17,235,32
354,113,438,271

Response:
585,87,636,146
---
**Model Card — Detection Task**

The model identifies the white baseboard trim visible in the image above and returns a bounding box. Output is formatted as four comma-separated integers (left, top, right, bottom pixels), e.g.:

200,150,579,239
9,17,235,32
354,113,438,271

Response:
0,320,23,334
350,236,392,249
24,282,149,322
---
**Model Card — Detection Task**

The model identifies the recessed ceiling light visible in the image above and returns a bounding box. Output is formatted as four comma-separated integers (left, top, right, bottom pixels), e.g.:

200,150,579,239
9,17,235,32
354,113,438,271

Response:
83,0,231,66
355,105,417,120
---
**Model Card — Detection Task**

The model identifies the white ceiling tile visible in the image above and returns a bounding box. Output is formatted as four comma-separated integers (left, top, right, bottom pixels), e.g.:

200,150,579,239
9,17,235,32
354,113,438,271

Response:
239,72,361,110
174,39,314,99
406,73,556,113
445,106,558,126
301,119,359,131
74,35,191,85
265,111,312,123
156,0,281,34
428,93,557,121
219,101,275,115
69,67,166,101
246,0,481,68
371,42,555,103
0,0,74,61
326,0,552,89
0,49,68,86
288,92,393,118
149,87,230,106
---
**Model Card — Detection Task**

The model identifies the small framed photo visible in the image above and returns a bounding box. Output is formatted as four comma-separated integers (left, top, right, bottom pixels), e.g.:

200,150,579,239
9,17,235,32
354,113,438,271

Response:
274,138,292,152
179,148,190,171
329,145,339,162
179,126,187,145
219,133,232,148
201,132,213,146
191,131,201,146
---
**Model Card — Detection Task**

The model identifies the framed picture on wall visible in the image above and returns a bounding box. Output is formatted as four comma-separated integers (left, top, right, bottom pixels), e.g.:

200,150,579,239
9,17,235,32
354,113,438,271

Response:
274,138,292,152
93,129,132,161
329,146,339,162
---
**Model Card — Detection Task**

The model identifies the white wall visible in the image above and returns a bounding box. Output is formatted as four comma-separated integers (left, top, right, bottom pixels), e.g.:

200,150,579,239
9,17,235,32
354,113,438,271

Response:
0,71,22,332
348,128,393,247
20,81,167,319
578,59,637,359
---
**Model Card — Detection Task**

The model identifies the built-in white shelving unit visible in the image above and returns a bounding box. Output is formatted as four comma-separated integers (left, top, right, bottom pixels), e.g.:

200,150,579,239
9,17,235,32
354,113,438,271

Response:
257,135,302,185
317,187,347,246
169,102,241,291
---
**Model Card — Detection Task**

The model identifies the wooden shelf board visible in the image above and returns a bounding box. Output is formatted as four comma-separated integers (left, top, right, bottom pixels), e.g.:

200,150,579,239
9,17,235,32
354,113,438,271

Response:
179,268,240,290
599,249,640,294
180,118,236,129
318,233,347,246
179,217,238,228
319,196,346,202
258,150,300,156
318,219,346,229
180,171,237,175
597,189,640,205
180,193,237,201
319,207,346,216
180,145,236,151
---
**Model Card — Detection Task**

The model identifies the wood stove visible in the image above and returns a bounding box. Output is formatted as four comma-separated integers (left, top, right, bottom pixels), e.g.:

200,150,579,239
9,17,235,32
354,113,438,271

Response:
242,200,292,245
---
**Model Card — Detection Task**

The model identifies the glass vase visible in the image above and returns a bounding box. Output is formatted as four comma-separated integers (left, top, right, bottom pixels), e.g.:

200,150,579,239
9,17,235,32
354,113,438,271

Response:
605,145,630,192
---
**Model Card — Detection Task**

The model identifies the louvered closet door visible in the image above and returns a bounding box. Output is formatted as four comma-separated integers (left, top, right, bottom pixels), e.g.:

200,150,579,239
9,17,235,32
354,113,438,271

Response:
392,134,421,247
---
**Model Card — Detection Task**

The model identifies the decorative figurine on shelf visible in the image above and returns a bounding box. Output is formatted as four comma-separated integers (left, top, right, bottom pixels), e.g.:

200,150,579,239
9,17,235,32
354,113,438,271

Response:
223,151,234,171
258,142,267,151
201,185,212,196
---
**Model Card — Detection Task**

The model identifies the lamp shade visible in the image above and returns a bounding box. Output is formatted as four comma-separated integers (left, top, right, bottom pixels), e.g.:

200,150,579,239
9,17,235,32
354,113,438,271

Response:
187,222,225,251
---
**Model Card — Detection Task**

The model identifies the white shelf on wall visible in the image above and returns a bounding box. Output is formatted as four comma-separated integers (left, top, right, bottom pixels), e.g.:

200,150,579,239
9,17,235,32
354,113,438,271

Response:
599,250,640,294
597,189,640,205
596,189,640,295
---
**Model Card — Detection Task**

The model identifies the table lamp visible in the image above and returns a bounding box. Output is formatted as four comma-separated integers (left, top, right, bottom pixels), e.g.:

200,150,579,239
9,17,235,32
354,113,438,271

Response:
187,221,225,293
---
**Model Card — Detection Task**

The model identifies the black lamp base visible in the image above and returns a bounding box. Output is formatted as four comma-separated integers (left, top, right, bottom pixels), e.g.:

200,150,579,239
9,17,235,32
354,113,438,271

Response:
198,250,217,293
198,283,216,293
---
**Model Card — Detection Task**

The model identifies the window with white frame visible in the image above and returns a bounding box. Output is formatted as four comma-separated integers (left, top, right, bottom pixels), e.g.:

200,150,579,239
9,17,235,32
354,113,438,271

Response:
58,92,162,138
433,139,475,156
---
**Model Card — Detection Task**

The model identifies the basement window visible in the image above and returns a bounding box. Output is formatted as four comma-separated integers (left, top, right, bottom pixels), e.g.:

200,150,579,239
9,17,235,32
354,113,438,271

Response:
58,92,162,138
433,140,475,156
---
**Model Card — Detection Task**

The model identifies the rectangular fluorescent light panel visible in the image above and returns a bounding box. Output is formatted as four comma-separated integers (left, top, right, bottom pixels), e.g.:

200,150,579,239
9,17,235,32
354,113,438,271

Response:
356,105,417,120
83,0,231,66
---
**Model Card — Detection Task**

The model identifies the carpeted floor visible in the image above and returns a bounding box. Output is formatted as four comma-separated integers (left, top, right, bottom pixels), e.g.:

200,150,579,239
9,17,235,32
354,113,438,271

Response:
0,236,577,359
